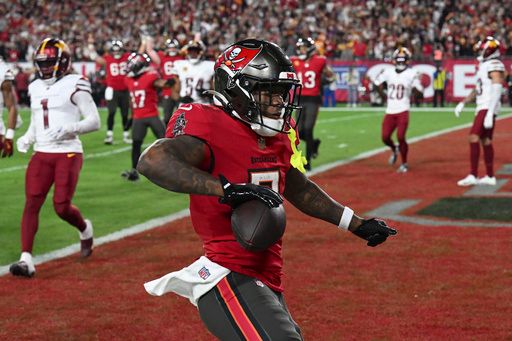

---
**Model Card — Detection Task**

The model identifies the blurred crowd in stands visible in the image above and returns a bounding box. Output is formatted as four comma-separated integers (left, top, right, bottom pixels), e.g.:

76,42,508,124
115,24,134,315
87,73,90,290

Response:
1,0,512,64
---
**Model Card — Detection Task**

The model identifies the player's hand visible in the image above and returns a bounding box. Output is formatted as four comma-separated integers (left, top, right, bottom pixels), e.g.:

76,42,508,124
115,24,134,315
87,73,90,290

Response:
352,218,397,247
45,124,76,141
1,137,13,157
16,135,32,153
218,174,283,209
483,113,494,129
454,102,464,118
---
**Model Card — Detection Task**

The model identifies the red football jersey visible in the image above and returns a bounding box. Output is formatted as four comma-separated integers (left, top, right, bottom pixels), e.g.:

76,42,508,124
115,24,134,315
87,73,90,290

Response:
290,55,327,97
158,51,183,97
166,104,296,292
103,52,130,90
124,70,160,119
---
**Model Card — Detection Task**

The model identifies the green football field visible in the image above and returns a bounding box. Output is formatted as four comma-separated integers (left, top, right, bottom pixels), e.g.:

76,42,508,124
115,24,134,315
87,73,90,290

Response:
0,105,485,264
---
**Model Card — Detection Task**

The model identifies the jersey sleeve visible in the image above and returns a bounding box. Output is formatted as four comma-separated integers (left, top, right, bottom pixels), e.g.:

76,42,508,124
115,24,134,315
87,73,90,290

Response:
373,69,387,86
165,104,212,142
75,77,92,93
487,60,505,73
411,70,423,91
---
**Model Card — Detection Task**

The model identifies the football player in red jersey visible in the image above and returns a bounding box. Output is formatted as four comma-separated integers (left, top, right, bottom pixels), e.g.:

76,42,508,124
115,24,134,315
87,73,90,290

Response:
290,37,336,170
88,39,131,145
138,39,396,339
9,38,100,278
158,39,183,125
122,52,179,181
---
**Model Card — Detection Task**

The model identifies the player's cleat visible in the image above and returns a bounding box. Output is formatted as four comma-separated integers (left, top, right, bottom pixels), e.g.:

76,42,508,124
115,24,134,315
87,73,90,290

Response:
477,175,497,186
123,131,132,144
80,219,94,258
9,261,35,278
104,135,113,145
312,139,321,159
104,130,114,145
457,174,477,186
122,169,139,182
388,146,398,165
397,163,408,173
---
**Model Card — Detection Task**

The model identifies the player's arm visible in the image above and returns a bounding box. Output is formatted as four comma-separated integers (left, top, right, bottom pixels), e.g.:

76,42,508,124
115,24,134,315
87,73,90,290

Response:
323,65,336,83
138,136,282,208
283,167,397,246
0,79,18,157
372,71,386,101
137,136,223,196
154,77,178,89
454,89,476,117
483,70,505,128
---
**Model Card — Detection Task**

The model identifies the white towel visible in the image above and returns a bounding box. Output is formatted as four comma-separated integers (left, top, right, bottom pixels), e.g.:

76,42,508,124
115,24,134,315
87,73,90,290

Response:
144,256,231,307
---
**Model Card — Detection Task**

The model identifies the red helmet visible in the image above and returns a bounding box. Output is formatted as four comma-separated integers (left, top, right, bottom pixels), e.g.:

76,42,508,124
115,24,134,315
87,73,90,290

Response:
474,36,500,62
34,38,71,83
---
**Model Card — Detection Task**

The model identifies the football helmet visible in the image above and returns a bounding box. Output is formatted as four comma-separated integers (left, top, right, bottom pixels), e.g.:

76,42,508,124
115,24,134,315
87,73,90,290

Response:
165,38,180,57
126,52,151,77
296,37,316,60
110,40,124,59
211,39,302,137
34,38,71,85
184,40,205,64
474,36,501,62
392,47,411,72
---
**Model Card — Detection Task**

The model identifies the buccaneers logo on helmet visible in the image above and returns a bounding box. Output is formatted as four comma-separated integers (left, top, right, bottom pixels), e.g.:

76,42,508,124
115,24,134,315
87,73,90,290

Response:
215,45,262,71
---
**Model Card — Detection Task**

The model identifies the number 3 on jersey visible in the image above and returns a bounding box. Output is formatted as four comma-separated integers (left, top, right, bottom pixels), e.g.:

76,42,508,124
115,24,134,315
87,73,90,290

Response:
249,169,280,192
130,90,146,108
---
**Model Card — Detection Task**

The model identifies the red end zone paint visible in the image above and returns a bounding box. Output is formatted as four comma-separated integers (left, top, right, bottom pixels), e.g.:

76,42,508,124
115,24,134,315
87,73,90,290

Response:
0,118,511,340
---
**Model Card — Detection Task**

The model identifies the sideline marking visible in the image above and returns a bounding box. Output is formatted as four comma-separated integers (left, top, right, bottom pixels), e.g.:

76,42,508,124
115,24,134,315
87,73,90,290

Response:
1,115,511,276
365,199,512,228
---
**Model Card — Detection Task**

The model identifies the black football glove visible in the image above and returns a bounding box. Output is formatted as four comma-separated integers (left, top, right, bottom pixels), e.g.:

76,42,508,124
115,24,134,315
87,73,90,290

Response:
352,218,397,247
218,174,283,209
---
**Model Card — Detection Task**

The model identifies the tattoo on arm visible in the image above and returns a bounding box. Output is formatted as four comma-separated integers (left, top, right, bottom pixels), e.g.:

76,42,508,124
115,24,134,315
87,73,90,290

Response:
137,135,223,196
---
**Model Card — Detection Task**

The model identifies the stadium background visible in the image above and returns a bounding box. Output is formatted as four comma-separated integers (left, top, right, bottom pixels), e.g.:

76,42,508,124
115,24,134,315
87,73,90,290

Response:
1,0,512,339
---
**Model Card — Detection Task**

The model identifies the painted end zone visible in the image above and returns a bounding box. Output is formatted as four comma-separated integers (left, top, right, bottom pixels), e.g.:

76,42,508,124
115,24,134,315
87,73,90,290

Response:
0,118,511,340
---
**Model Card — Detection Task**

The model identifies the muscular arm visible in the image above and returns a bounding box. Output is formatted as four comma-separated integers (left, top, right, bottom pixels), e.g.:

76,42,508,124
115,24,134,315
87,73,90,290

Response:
283,167,363,232
1,80,17,130
323,65,336,83
137,135,223,196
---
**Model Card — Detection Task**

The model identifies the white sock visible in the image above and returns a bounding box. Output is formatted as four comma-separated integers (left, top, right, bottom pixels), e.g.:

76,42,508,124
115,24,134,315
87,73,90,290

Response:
106,130,113,137
123,131,130,138
80,219,93,240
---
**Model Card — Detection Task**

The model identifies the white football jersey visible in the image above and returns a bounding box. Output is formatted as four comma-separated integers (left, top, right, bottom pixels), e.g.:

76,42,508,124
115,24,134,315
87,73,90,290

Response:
374,67,422,114
28,74,92,153
0,62,15,135
173,59,215,104
475,58,505,113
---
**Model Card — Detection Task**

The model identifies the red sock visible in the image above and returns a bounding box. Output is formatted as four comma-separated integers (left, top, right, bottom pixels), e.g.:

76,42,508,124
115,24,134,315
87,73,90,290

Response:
470,142,480,176
398,140,408,164
483,144,494,177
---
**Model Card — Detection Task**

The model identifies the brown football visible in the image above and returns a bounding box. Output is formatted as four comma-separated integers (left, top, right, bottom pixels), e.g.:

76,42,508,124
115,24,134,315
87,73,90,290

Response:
231,200,286,252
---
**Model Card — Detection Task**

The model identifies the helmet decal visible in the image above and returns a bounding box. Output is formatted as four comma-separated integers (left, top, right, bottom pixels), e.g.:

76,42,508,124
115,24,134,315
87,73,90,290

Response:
215,45,262,72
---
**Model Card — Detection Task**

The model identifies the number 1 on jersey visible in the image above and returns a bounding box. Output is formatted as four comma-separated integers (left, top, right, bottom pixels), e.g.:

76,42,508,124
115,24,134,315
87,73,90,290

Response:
41,99,49,129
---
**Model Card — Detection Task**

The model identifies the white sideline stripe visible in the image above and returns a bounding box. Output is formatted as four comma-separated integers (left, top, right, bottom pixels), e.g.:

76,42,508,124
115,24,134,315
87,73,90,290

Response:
0,209,190,276
1,114,511,276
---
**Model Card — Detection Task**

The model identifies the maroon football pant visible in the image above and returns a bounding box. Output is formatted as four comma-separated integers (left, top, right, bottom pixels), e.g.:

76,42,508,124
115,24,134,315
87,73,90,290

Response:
468,109,495,177
21,152,86,253
382,111,409,164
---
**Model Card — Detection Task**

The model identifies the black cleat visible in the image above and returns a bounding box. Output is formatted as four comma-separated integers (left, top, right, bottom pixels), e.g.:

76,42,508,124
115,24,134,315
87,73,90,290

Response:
122,169,139,182
9,261,35,278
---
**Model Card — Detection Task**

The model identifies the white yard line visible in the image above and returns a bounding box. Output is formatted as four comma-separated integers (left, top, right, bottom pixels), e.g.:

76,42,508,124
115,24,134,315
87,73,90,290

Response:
1,114,511,276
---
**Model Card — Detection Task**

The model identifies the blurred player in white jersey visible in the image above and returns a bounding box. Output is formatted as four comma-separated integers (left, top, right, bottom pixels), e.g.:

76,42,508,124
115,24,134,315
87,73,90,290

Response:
173,40,215,104
0,60,18,157
373,47,424,173
454,37,505,186
10,38,100,278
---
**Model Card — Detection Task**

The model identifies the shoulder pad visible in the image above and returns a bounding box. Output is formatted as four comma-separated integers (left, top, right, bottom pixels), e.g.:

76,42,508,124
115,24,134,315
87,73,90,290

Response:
76,77,92,92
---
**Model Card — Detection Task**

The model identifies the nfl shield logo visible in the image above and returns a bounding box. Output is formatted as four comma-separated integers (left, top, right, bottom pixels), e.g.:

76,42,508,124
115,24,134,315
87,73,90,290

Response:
198,266,210,280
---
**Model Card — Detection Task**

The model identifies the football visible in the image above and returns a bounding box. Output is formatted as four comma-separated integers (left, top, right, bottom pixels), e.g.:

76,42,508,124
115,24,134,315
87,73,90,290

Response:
231,200,286,252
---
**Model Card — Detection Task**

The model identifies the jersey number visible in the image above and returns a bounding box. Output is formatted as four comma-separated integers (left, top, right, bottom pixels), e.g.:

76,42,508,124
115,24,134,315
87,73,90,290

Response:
297,71,316,88
109,62,127,76
41,99,49,129
476,78,483,96
184,78,204,97
388,84,404,100
163,61,175,76
130,90,146,108
249,169,279,192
